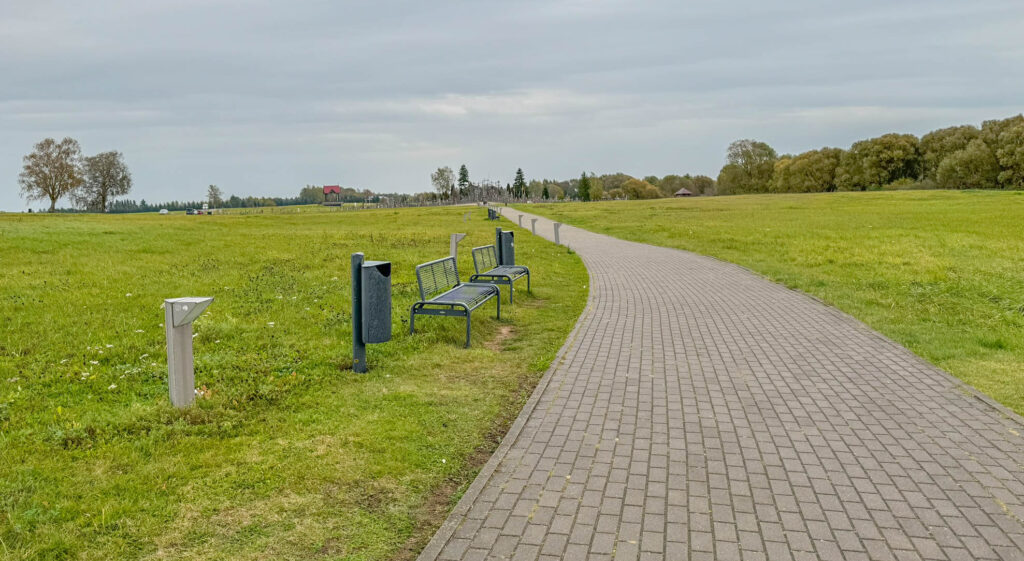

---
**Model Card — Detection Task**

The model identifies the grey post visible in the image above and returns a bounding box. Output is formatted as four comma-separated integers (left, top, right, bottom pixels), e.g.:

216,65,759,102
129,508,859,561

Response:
553,222,562,245
450,233,467,260
531,217,538,234
164,297,214,408
495,227,503,263
352,252,366,373
518,214,523,228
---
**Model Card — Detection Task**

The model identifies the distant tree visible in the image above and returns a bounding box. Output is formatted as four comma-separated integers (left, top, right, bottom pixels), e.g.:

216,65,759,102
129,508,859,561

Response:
657,174,692,197
715,164,745,195
457,164,470,197
935,139,1001,190
691,175,716,195
431,166,455,200
920,125,980,181
70,151,132,212
770,147,844,193
207,184,224,208
578,172,592,201
19,137,84,212
589,176,605,200
513,168,527,198
620,178,661,199
542,185,550,199
298,185,325,204
994,122,1024,189
719,139,778,194
980,114,1024,148
836,133,921,191
599,173,633,192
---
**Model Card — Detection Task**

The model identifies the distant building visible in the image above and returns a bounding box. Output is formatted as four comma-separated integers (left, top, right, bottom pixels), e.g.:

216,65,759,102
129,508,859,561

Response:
323,185,342,206
674,188,694,197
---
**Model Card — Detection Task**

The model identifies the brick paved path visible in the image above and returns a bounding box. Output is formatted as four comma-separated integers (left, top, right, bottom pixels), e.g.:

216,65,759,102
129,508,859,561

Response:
418,208,1024,561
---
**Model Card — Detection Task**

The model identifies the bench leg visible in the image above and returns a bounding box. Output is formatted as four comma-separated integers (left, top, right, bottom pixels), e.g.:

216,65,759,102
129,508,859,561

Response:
527,272,531,293
409,308,416,334
509,283,514,305
496,293,501,320
465,314,471,348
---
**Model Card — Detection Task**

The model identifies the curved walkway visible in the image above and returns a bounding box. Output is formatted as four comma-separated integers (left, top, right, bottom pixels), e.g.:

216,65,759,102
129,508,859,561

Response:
419,208,1024,561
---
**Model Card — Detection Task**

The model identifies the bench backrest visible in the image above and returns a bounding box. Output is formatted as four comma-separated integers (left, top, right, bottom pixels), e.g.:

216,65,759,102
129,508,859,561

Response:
472,245,498,274
415,256,461,300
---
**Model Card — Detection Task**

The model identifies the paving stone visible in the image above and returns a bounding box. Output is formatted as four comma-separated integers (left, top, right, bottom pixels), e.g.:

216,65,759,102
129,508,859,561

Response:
418,210,1024,560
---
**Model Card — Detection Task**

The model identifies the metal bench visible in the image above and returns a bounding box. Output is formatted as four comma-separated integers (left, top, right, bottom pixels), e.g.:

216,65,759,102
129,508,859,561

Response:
469,245,531,304
410,256,500,348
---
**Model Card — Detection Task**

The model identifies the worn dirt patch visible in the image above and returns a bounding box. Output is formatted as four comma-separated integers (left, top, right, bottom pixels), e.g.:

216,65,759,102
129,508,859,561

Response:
484,325,517,351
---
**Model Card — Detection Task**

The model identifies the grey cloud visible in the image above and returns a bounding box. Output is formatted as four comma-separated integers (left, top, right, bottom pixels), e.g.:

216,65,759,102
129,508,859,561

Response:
2,0,1023,209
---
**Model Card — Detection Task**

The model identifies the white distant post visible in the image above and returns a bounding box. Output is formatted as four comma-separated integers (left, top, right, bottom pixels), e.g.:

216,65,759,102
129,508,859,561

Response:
553,222,562,245
164,297,214,408
530,218,538,234
450,233,467,259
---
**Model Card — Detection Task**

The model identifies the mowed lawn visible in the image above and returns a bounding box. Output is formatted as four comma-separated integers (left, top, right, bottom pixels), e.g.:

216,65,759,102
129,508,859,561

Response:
0,207,587,560
523,190,1024,416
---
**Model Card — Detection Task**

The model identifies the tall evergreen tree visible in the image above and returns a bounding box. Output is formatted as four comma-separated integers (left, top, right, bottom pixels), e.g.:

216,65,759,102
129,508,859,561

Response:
578,172,592,201
542,185,550,199
458,164,468,197
513,168,526,198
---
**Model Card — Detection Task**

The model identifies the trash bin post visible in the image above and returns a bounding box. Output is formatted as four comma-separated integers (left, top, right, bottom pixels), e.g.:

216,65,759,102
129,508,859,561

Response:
351,252,366,373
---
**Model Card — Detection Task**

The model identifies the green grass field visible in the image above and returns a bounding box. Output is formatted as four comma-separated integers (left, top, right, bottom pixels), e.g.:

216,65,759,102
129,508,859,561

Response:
522,190,1024,416
0,207,588,560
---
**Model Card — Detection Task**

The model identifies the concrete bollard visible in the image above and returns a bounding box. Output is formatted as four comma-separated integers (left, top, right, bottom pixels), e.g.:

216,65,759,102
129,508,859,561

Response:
530,218,538,234
553,222,562,245
450,233,467,259
164,297,214,408
518,215,523,228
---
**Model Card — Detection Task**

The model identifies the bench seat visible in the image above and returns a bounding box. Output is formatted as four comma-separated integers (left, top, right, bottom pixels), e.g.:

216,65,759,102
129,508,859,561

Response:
469,245,531,303
410,256,500,348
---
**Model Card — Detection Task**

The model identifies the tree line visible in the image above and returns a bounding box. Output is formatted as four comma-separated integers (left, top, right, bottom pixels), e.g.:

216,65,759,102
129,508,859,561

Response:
430,164,717,202
717,114,1024,195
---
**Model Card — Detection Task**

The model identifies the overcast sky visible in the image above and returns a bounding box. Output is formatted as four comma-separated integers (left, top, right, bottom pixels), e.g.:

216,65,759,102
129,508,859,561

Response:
2,0,1023,210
